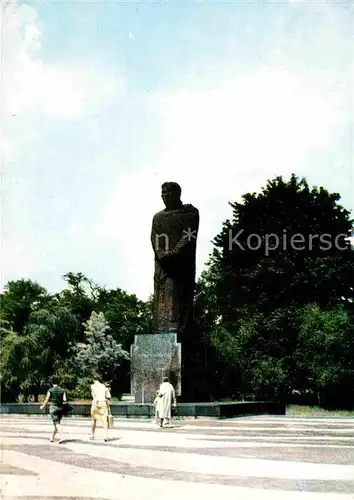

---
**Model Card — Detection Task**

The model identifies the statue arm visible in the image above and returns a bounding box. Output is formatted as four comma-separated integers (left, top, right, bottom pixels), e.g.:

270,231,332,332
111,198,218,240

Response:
171,210,199,256
151,216,170,260
151,208,199,260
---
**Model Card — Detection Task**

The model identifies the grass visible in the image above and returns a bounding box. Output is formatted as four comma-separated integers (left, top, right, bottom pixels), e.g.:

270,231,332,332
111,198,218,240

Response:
286,405,354,417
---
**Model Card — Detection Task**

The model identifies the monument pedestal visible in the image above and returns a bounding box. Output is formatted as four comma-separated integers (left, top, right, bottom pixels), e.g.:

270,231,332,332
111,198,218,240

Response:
130,333,181,403
179,330,213,402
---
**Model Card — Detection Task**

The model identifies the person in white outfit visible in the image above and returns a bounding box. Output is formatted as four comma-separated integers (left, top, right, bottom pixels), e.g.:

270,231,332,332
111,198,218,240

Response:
157,377,176,427
90,374,111,441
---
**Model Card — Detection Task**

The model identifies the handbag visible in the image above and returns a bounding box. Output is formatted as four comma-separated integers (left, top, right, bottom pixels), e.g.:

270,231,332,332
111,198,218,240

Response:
107,404,114,428
62,402,74,414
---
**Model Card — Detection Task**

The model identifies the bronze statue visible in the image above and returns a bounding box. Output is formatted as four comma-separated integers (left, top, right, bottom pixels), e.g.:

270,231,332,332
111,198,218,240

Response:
151,182,199,335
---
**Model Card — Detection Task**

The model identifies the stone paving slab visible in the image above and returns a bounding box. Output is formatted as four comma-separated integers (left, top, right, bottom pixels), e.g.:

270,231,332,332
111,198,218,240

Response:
1,415,354,499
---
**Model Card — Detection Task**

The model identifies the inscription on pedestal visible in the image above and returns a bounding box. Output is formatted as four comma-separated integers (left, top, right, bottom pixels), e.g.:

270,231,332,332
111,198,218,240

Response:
130,333,181,403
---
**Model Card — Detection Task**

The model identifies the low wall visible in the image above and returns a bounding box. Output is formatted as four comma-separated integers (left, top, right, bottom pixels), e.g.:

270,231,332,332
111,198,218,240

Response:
0,401,285,419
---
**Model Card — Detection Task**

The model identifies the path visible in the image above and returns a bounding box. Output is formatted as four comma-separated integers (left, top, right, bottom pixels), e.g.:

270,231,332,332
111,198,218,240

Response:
1,414,354,499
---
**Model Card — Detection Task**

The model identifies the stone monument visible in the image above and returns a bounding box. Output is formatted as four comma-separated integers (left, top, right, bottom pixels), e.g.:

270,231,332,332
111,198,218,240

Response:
131,182,199,403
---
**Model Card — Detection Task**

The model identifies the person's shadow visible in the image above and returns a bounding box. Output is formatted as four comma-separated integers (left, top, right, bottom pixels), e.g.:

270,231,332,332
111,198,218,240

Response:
61,437,121,444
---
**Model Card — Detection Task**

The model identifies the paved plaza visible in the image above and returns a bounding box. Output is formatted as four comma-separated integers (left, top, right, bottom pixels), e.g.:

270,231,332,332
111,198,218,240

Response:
1,414,354,499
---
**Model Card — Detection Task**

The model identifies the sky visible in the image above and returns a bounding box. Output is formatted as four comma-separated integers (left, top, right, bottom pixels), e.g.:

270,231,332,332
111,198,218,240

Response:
2,0,354,300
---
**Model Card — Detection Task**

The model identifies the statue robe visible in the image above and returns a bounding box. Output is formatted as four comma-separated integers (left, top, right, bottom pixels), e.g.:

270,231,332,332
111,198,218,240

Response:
151,203,199,334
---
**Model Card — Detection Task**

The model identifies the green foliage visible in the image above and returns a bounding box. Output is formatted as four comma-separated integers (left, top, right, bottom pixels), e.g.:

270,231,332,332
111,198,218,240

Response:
0,274,150,402
208,174,353,316
210,321,254,399
250,357,288,400
0,330,22,401
55,273,97,341
209,310,295,400
196,174,354,406
69,377,94,400
294,304,354,407
0,279,49,334
95,287,153,349
1,327,48,402
72,311,129,394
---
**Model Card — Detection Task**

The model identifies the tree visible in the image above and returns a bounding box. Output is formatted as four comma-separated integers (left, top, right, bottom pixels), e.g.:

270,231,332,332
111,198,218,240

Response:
93,287,153,394
0,328,22,402
72,311,129,397
209,307,297,400
27,307,79,357
208,174,353,317
95,287,153,348
56,273,153,348
0,306,79,402
0,273,154,401
55,272,97,341
210,320,255,400
196,174,354,403
0,326,47,402
294,303,354,408
0,279,49,334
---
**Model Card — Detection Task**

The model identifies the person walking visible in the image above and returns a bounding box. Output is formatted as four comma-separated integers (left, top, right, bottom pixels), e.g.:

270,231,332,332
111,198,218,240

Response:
157,377,176,428
89,374,111,442
40,377,67,443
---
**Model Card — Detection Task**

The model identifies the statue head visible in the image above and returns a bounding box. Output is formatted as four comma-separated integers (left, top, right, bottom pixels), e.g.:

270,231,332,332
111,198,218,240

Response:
161,182,182,210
